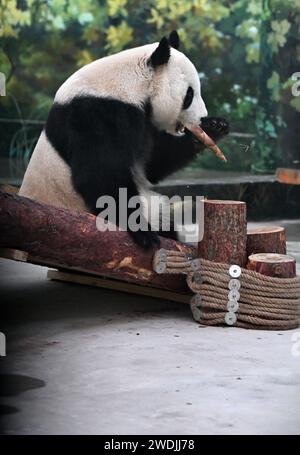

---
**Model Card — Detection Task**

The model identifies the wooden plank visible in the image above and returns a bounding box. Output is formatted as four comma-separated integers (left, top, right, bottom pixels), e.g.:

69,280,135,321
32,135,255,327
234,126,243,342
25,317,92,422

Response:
276,168,300,185
0,184,19,194
47,269,191,304
0,246,191,303
0,247,28,262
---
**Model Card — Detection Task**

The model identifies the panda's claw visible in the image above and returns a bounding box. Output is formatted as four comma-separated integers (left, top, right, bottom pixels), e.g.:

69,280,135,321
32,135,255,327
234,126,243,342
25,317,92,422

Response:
129,230,161,250
201,117,230,141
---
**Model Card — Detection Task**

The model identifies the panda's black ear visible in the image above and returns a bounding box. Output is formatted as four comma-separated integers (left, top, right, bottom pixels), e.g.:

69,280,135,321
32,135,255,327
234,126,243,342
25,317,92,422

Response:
169,30,180,50
149,37,170,68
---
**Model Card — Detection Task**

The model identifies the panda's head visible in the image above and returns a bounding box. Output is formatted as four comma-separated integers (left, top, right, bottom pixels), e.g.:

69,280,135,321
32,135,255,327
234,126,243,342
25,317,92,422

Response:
147,31,208,136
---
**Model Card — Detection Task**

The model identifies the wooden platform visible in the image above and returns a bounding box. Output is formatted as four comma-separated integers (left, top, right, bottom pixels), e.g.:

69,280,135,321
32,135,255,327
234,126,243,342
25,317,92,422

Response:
276,168,300,185
0,247,190,304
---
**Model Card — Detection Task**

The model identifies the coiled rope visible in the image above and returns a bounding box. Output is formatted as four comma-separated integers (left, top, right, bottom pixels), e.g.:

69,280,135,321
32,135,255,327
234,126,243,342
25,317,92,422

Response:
153,249,300,330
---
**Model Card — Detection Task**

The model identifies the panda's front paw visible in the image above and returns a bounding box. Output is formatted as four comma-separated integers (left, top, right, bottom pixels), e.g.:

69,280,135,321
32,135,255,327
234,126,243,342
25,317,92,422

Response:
201,117,230,142
129,229,161,250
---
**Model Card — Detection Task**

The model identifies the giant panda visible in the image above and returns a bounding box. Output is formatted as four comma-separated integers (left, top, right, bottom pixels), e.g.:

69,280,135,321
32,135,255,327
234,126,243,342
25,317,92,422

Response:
19,31,229,249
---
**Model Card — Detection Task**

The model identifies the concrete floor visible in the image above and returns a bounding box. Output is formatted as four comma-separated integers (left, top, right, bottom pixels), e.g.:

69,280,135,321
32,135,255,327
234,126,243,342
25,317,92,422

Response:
0,223,300,435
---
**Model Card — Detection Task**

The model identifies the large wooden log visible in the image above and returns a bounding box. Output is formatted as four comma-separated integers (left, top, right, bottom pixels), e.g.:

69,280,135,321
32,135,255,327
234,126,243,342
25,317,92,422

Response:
198,200,247,266
0,191,195,293
247,226,286,256
247,253,296,278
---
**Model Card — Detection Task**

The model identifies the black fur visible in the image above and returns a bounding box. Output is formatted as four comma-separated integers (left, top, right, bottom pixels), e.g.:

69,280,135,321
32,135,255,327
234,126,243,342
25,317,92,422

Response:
182,86,194,110
146,117,229,184
45,96,229,248
149,37,170,68
169,30,180,50
201,116,230,140
146,128,197,184
46,97,158,249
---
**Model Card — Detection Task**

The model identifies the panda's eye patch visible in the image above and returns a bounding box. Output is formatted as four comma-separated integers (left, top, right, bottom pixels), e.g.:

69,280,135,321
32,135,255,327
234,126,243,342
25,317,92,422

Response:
182,86,194,110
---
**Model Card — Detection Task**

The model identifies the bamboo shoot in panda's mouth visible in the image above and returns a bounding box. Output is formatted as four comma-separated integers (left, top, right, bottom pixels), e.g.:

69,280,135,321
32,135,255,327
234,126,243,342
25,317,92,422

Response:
186,125,227,163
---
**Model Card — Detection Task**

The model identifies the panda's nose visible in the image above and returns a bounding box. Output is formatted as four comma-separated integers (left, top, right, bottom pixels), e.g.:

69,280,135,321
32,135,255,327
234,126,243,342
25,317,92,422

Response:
199,110,208,121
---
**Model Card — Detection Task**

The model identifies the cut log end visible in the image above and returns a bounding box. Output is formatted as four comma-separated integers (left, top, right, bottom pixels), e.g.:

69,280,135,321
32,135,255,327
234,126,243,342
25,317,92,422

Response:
247,253,296,278
247,226,286,256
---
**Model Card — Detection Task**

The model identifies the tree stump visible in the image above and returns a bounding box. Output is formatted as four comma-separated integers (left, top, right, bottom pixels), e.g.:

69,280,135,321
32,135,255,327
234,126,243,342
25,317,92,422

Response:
247,253,296,278
198,200,247,266
247,226,286,256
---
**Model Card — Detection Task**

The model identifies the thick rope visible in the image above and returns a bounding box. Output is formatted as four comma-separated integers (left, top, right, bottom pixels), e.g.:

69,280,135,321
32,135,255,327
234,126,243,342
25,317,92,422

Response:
153,249,300,330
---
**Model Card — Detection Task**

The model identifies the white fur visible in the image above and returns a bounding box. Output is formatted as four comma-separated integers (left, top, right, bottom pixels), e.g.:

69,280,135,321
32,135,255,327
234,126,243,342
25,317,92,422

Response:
55,43,207,135
19,131,86,211
20,41,208,226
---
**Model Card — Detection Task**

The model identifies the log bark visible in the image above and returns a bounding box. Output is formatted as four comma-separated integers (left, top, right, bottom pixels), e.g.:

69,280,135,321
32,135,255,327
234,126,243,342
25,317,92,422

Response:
0,191,195,293
198,200,247,266
247,226,286,256
247,253,296,278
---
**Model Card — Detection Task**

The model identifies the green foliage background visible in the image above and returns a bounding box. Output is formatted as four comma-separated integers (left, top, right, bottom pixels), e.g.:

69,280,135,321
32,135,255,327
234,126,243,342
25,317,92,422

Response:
0,0,299,172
